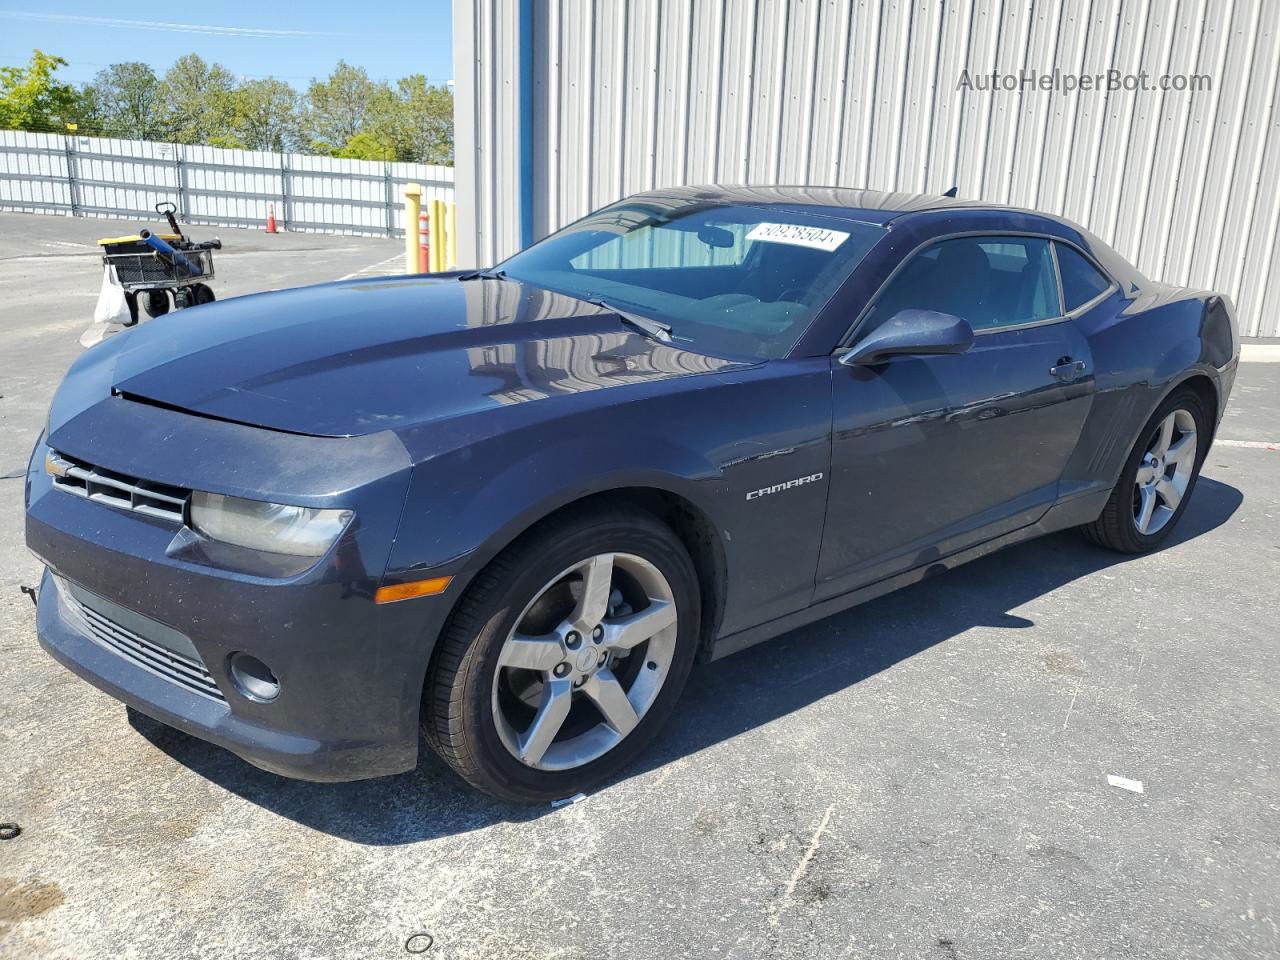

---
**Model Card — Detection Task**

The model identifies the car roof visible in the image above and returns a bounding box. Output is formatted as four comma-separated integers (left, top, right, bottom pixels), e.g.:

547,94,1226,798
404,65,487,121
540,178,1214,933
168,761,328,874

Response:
618,184,1148,292
628,184,1037,227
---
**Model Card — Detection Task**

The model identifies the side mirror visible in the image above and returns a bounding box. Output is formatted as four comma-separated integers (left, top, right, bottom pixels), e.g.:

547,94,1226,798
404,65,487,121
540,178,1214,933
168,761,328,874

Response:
839,309,975,366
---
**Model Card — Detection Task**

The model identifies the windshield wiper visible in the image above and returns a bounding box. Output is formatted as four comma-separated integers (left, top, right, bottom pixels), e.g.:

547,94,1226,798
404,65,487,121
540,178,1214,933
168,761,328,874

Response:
457,269,507,281
590,299,673,343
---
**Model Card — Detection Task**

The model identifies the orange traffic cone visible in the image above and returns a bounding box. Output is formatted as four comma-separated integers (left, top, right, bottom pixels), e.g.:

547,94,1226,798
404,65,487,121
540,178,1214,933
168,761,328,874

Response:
266,205,278,234
419,212,430,272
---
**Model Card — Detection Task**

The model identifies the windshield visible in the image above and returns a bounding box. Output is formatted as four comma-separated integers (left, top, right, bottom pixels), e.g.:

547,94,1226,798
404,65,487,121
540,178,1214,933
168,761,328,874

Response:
496,200,885,359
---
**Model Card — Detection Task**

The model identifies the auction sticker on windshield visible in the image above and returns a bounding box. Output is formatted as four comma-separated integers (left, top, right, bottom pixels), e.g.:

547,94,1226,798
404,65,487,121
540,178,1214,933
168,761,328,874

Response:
746,222,849,251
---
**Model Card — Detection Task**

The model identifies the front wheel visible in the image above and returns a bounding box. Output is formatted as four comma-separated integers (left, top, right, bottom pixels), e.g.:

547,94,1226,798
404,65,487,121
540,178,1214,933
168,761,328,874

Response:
1082,386,1210,553
423,507,700,803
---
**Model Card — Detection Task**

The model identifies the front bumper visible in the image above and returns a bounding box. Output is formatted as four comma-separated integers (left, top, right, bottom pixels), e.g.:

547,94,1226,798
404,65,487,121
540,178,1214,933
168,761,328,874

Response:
24,399,460,782
35,567,412,780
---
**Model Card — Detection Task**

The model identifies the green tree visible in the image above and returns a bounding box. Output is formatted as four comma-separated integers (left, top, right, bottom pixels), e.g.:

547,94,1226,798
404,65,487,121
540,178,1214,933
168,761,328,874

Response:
306,65,453,164
393,75,453,165
2,49,454,164
0,50,80,131
156,54,237,144
333,130,397,161
83,62,162,139
306,61,396,155
229,78,299,152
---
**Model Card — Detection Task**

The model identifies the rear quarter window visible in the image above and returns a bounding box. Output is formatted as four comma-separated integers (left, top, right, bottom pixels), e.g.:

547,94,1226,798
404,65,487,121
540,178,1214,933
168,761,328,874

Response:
1055,242,1115,310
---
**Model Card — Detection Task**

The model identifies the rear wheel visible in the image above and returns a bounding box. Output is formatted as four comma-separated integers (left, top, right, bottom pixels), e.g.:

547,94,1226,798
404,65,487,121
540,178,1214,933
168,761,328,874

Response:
1082,387,1209,553
143,289,170,318
191,283,216,305
423,507,700,803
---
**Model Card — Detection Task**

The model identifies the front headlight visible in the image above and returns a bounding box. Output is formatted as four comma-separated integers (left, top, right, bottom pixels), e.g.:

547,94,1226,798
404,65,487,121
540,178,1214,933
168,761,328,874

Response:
190,492,353,557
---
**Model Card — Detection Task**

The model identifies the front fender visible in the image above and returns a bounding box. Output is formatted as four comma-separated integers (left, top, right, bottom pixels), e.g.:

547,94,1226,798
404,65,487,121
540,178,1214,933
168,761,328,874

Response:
382,410,727,590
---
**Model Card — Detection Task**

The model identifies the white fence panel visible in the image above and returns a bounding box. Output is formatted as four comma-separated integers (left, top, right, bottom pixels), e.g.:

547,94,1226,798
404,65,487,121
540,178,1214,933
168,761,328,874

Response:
183,144,283,228
0,130,72,212
77,138,181,220
0,131,455,239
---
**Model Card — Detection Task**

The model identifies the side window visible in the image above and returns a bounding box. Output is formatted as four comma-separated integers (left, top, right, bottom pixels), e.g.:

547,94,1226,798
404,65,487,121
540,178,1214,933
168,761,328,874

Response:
866,235,1061,332
1055,242,1114,311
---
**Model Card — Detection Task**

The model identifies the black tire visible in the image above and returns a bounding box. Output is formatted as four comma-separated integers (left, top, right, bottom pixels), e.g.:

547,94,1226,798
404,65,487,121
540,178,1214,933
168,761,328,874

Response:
122,291,139,326
191,283,216,305
1082,386,1210,553
143,289,170,318
423,506,700,803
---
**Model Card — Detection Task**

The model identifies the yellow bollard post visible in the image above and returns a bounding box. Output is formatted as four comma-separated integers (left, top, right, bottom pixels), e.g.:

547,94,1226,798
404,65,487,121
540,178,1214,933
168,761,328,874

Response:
427,199,443,272
403,183,422,274
446,202,457,270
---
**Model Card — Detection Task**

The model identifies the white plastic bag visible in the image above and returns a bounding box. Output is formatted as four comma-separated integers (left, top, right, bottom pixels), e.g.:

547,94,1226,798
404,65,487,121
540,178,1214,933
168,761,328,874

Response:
93,264,131,325
81,265,132,347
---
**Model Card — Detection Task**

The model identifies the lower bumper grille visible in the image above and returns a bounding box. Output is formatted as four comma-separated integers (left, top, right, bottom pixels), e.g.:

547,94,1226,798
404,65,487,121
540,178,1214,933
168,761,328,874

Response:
59,581,226,703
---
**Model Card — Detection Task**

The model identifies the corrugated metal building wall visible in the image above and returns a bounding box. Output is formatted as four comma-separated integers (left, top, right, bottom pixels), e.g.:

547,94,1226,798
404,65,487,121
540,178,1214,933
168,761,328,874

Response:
454,0,1280,336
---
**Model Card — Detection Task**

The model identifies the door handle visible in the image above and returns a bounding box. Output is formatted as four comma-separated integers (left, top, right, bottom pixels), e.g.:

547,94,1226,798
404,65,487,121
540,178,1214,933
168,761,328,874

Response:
1050,358,1086,380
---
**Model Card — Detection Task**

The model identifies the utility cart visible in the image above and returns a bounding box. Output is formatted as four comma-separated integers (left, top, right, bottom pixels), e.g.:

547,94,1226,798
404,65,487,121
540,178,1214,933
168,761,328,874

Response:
97,202,222,321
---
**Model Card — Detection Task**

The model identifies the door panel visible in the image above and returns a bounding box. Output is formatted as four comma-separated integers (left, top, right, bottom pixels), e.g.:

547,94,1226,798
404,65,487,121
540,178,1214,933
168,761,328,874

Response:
816,319,1094,601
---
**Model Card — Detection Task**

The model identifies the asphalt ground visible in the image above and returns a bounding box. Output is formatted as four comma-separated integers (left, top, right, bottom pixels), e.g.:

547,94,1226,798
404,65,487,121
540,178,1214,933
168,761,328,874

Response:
0,210,1277,959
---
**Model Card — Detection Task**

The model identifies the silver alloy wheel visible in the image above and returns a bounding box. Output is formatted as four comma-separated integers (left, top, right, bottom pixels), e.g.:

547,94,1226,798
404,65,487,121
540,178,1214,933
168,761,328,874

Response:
1132,408,1197,535
491,552,678,771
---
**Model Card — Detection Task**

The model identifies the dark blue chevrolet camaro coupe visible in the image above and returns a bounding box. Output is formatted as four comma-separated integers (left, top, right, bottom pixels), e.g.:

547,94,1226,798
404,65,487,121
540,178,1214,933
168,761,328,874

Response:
26,186,1238,802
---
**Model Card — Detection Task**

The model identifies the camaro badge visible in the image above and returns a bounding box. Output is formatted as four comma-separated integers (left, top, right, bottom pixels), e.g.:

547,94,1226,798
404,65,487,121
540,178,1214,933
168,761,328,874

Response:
746,473,825,501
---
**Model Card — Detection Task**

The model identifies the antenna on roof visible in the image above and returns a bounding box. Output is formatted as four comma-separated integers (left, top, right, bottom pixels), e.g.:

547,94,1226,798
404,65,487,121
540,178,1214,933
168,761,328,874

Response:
942,186,959,198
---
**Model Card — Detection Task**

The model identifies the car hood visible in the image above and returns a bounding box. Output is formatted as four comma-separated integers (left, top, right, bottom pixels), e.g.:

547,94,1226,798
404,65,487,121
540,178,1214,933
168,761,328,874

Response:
93,276,743,437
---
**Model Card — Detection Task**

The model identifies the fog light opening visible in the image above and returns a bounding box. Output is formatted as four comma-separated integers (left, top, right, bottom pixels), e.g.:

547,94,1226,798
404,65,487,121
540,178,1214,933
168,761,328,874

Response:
229,653,280,702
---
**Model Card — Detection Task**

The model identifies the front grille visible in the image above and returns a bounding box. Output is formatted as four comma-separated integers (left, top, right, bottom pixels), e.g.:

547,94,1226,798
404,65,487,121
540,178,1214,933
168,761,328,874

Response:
48,450,188,523
60,583,226,703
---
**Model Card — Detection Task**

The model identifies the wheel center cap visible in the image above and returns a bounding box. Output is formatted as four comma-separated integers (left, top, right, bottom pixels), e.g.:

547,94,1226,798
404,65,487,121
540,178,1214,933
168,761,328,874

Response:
575,648,598,672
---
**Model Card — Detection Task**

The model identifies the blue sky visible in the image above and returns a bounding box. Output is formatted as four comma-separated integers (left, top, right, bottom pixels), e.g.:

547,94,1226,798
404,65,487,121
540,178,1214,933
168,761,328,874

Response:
0,2,454,87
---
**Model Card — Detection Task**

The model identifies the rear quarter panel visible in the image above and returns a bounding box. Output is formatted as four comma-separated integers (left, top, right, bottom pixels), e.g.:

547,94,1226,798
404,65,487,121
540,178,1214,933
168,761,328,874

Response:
1060,288,1238,498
